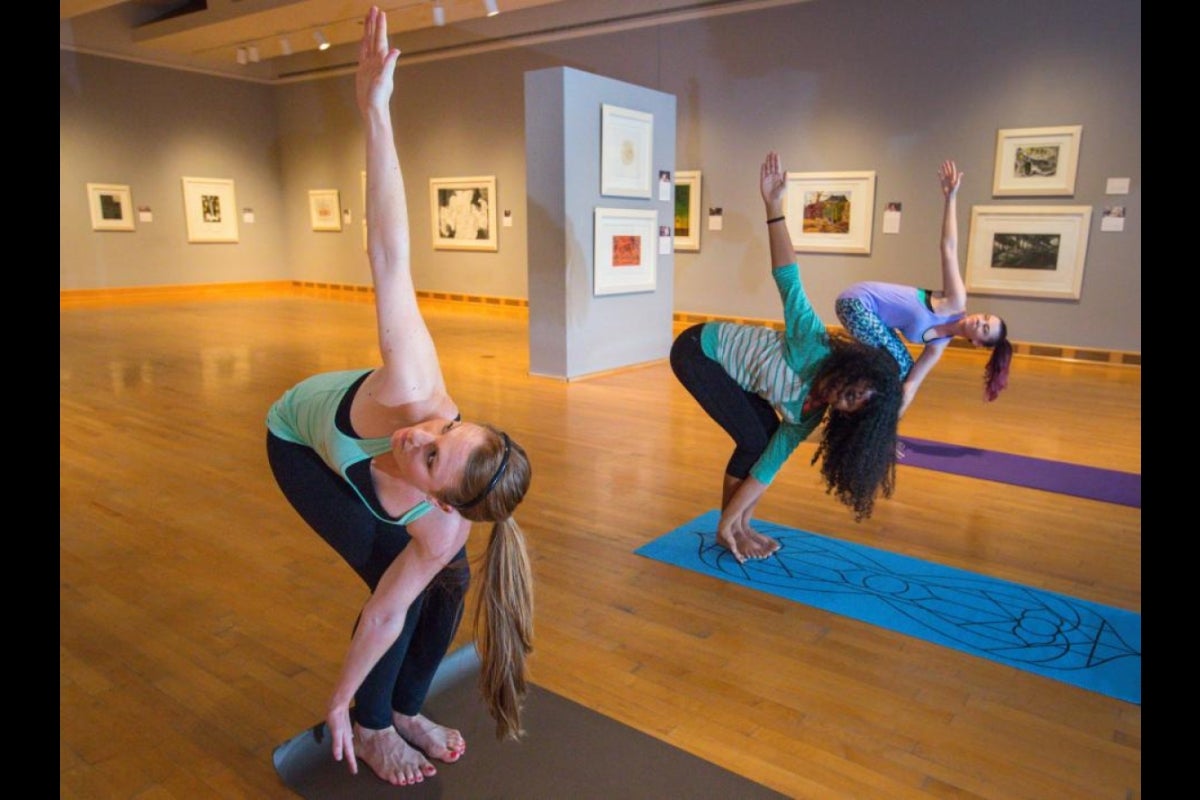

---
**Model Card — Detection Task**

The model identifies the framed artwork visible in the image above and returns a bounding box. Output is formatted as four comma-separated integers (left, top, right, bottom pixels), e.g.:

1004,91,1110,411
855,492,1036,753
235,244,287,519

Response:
784,171,876,254
593,207,658,296
673,170,702,252
992,125,1083,197
181,177,239,243
308,189,342,231
429,176,498,251
964,205,1092,299
600,104,654,199
86,183,135,231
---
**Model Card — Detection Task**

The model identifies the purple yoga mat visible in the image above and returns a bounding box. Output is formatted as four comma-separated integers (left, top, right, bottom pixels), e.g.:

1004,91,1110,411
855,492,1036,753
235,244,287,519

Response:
897,436,1141,508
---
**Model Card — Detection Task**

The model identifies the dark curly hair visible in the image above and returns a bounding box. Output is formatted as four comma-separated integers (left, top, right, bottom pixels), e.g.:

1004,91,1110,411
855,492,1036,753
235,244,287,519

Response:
810,335,902,521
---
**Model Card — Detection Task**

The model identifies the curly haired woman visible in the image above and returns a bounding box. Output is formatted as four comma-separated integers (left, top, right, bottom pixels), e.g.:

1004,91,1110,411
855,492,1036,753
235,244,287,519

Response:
671,151,902,563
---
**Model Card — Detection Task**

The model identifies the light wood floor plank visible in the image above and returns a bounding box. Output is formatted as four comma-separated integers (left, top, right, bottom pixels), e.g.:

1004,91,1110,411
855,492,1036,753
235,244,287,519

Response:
60,295,1141,799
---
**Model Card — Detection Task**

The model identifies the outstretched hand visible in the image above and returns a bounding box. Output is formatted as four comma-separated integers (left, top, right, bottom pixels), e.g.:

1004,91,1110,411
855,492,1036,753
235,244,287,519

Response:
356,6,400,119
938,159,963,198
760,151,786,213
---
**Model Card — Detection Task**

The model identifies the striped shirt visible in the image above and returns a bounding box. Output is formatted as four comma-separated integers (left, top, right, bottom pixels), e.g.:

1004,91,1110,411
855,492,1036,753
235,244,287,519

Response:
699,263,830,484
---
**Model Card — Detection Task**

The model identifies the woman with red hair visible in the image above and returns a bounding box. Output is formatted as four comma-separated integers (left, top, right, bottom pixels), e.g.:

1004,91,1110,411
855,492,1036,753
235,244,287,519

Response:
836,160,1013,419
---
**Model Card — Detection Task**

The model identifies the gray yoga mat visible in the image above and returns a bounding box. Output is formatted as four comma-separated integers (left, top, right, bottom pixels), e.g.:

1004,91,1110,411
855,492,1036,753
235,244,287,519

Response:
273,644,787,799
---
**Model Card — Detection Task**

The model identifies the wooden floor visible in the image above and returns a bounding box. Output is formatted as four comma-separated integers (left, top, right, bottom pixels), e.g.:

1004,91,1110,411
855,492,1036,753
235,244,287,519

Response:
60,292,1141,799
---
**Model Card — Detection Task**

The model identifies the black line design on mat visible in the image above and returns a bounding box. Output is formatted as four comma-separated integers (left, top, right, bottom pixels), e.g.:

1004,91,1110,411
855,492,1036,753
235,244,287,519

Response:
692,524,1140,672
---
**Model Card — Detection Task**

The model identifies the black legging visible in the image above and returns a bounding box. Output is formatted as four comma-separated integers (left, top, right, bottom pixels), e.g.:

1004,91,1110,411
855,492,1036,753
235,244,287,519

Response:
266,431,469,729
669,323,780,479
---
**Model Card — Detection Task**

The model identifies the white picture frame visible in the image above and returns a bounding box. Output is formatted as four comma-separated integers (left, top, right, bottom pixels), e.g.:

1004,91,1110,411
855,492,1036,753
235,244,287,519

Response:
593,207,658,296
429,176,498,251
992,125,1083,197
181,177,239,243
600,104,654,199
86,183,135,231
308,189,342,232
965,205,1093,299
784,171,876,254
673,170,702,252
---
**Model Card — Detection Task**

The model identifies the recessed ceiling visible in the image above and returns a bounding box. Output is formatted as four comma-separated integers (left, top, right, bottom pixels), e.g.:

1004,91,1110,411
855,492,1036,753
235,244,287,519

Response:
60,0,803,83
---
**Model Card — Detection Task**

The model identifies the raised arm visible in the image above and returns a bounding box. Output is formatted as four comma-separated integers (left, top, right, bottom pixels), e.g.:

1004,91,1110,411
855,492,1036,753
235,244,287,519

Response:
937,160,967,312
761,151,795,269
896,160,964,419
716,153,799,561
355,7,452,423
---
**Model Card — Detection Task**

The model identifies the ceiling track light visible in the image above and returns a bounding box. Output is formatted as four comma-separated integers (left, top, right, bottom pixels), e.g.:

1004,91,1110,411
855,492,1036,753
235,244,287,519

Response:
279,36,292,56
432,1,446,26
236,46,248,65
314,30,330,50
247,45,260,63
484,0,499,17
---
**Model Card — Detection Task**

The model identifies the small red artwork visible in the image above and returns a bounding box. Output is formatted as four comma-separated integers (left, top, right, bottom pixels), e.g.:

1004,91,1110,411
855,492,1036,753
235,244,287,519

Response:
611,235,641,267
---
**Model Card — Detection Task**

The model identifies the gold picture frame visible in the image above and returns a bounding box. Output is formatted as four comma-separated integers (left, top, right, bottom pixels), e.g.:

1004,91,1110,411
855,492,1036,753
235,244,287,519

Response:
673,170,701,252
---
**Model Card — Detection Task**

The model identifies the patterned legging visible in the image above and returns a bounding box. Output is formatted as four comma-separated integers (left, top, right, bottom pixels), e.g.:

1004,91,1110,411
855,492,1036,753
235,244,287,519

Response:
834,297,913,380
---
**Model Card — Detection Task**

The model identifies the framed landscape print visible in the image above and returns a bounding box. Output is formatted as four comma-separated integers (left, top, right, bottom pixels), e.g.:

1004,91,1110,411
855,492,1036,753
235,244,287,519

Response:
429,176,498,251
593,207,658,296
784,171,876,254
181,177,239,243
992,125,1082,197
600,104,654,199
86,183,135,231
673,170,702,251
308,189,342,231
964,205,1092,299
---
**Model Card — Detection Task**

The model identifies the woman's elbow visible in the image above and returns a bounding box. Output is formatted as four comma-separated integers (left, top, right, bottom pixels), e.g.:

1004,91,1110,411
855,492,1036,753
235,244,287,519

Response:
359,601,404,635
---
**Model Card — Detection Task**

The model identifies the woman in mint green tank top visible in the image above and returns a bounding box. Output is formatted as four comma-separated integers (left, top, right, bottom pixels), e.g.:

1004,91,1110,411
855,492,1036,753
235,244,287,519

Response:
265,8,533,787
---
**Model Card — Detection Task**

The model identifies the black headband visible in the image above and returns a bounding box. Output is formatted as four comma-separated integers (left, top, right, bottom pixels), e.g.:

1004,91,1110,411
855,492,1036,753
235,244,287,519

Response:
455,432,511,510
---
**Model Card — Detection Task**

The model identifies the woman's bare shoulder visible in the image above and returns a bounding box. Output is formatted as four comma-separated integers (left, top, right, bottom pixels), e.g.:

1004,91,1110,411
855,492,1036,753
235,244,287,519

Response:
352,373,459,437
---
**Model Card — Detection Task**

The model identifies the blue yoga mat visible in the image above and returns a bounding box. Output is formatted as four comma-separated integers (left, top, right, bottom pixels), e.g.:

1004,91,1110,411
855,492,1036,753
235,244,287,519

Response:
898,436,1141,508
635,510,1141,704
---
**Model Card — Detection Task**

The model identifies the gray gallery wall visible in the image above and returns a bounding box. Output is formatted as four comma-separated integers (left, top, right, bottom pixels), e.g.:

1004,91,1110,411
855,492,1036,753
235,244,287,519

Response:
60,0,1141,353
525,67,677,379
60,50,289,287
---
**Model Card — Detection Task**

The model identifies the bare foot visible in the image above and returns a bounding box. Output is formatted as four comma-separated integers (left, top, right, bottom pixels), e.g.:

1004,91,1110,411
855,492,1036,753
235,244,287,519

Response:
354,722,437,786
720,524,779,561
743,521,781,559
393,712,466,763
